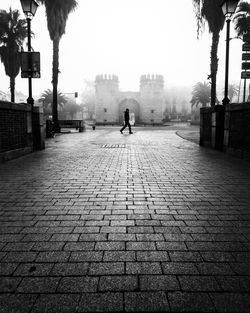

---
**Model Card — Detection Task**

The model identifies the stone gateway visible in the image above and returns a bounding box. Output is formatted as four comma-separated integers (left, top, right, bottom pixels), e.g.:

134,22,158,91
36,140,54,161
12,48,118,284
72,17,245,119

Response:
95,74,164,125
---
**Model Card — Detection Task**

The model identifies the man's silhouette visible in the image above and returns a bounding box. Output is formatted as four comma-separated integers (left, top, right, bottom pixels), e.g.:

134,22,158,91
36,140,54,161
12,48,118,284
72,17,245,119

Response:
120,108,133,134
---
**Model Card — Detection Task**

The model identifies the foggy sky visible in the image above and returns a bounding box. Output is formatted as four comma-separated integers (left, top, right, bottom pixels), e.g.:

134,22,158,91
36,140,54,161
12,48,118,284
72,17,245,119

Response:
0,0,245,100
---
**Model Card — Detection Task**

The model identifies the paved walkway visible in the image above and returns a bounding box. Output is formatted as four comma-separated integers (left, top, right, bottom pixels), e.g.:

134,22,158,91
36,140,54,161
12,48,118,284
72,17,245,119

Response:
0,126,250,312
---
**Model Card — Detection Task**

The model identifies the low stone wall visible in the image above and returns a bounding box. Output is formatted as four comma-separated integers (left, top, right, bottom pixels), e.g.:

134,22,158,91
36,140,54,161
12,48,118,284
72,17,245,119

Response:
224,102,250,160
200,103,250,161
0,101,45,162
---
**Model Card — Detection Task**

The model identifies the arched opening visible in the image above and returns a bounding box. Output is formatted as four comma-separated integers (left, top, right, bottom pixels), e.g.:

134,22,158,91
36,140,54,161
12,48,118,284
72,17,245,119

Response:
119,98,140,125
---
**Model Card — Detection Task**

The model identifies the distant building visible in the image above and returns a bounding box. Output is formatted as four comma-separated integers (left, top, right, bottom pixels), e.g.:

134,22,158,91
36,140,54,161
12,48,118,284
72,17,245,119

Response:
95,74,165,125
0,90,9,101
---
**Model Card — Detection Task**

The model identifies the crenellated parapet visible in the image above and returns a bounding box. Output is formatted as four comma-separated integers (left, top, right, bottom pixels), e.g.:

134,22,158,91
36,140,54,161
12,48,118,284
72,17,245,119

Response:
140,74,164,93
140,74,164,85
95,74,119,83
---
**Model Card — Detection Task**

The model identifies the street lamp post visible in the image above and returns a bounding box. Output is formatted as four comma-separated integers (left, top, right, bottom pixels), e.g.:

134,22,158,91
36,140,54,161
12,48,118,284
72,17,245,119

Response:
220,0,239,106
20,0,38,144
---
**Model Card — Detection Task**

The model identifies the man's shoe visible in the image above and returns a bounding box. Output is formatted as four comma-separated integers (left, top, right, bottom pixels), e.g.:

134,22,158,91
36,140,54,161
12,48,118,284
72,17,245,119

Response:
120,130,123,134
129,132,133,134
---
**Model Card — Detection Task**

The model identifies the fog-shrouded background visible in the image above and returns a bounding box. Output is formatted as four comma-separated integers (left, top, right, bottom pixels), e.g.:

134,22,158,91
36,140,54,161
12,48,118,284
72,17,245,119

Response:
0,0,246,104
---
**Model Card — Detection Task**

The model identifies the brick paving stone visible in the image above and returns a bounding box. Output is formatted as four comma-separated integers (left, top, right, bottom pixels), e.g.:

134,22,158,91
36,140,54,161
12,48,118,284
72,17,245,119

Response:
108,233,136,241
99,275,138,291
128,226,154,233
163,233,193,241
196,262,234,275
35,251,70,262
32,294,80,313
21,234,52,242
79,233,107,241
139,275,179,291
126,241,156,250
73,226,100,233
0,234,24,242
88,262,124,275
95,241,125,250
162,262,199,275
78,292,123,312
136,234,165,241
17,277,60,293
178,275,221,291
50,262,89,276
136,251,169,261
103,251,136,261
57,276,98,292
0,262,18,275
111,220,135,226
126,261,162,274
209,292,250,312
124,291,169,312
46,227,74,234
32,242,65,251
2,251,38,262
168,291,215,312
1,128,250,312
232,252,250,262
169,251,203,261
70,251,103,262
156,241,187,250
0,294,37,313
0,277,22,292
230,262,250,275
100,226,126,233
216,275,250,292
2,242,34,251
13,262,54,276
201,251,236,262
64,242,95,251
50,234,79,241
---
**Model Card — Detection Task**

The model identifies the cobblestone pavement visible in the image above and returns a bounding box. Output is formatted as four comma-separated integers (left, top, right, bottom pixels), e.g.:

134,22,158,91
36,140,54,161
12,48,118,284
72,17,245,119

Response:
0,126,250,312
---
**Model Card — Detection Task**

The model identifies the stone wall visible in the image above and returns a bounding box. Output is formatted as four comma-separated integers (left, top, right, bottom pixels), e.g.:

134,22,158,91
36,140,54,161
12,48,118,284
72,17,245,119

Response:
200,103,250,161
0,101,32,158
139,74,164,124
0,101,45,162
95,75,119,124
224,103,250,160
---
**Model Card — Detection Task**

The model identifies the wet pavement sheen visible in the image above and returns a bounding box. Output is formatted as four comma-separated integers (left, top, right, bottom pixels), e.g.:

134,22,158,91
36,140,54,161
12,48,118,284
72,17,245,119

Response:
0,125,250,312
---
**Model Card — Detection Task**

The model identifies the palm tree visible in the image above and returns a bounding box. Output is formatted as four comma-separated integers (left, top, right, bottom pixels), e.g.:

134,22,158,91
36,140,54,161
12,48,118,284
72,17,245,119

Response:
37,0,78,132
234,2,250,102
193,0,225,107
0,8,27,102
190,81,211,108
38,89,67,116
228,84,239,102
233,1,250,37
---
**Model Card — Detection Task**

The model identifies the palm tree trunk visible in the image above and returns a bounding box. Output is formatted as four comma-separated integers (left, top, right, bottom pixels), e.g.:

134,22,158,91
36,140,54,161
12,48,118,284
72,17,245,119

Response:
210,31,220,107
10,76,15,103
52,36,60,132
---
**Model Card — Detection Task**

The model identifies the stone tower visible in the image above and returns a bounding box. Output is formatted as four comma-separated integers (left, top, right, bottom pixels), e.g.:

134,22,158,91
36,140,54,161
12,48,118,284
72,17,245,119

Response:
95,74,119,124
139,74,164,124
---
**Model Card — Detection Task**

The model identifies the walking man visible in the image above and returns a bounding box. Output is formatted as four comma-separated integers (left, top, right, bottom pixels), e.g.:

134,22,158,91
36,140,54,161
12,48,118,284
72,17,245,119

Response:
120,108,133,134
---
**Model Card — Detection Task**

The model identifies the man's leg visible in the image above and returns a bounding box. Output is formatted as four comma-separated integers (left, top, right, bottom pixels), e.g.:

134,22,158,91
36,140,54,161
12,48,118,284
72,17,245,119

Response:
128,122,132,134
120,122,127,133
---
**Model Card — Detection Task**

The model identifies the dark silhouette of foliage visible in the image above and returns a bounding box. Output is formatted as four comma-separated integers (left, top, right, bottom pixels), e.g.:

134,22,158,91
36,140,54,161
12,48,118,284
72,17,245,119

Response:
38,89,67,115
193,0,225,107
234,1,250,37
228,83,239,102
37,0,78,131
190,81,211,108
0,8,27,102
